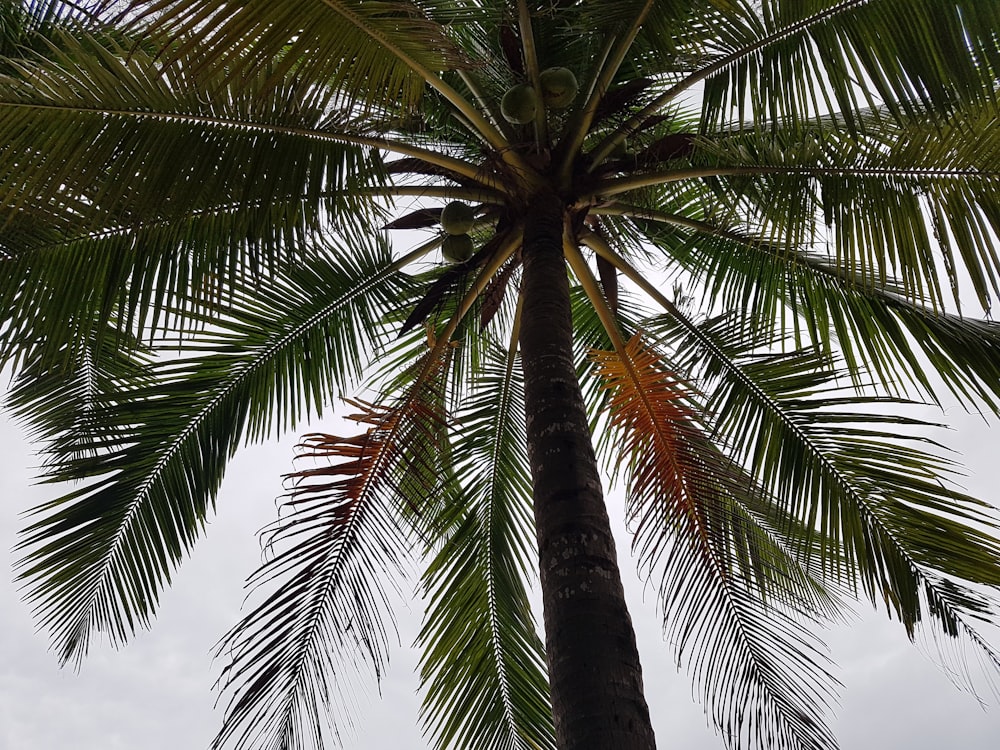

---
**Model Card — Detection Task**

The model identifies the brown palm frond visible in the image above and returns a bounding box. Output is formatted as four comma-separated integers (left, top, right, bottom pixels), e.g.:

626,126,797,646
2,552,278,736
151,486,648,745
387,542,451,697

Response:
637,131,697,164
285,398,440,510
498,21,524,77
382,207,442,230
400,228,516,337
214,346,452,749
479,253,520,331
590,333,712,551
284,341,453,516
592,77,654,125
385,157,476,186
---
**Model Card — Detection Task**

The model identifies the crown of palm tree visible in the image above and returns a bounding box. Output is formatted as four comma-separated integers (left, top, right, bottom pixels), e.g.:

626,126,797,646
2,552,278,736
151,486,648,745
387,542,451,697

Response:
3,1,1000,749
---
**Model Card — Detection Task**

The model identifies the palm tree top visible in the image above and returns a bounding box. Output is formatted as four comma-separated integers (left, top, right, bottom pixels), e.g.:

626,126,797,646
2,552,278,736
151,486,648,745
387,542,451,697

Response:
3,2,1000,749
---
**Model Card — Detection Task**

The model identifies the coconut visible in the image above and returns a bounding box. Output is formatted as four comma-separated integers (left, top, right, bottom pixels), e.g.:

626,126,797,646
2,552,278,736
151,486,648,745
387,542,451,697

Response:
442,234,475,263
440,201,475,235
539,67,578,109
501,84,538,124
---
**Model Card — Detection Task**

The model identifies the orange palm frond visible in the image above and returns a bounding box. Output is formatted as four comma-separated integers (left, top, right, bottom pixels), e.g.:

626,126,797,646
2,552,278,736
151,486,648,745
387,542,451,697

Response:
593,336,842,749
213,350,452,749
590,333,713,553
592,334,828,600
283,345,453,520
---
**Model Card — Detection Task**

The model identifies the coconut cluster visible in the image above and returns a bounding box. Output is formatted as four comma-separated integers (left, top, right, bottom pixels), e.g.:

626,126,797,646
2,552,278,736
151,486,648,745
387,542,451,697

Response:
500,67,578,124
439,201,476,263
437,69,580,263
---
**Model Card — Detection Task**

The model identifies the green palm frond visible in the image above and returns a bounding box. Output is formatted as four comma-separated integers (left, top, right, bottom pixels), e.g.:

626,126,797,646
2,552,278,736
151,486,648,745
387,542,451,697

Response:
628,203,1000,414
132,0,468,112
626,0,734,70
213,359,451,750
693,0,1000,130
591,334,841,750
0,31,379,221
0,194,366,364
587,235,1000,689
682,322,1000,702
14,239,413,664
651,520,841,750
129,0,524,159
419,337,554,750
597,123,1000,314
684,113,1000,312
0,0,93,64
4,314,153,461
0,29,392,348
655,312,1000,652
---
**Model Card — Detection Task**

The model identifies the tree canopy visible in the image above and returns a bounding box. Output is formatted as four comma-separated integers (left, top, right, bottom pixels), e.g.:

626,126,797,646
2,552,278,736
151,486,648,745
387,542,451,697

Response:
3,1,1000,749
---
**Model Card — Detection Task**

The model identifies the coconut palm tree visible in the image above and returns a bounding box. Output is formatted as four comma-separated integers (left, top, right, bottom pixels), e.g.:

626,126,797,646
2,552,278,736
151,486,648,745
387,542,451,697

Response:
3,1,1000,748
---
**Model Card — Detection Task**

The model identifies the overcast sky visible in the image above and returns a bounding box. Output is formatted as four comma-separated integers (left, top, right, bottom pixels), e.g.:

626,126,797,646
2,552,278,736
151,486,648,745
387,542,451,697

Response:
2,397,999,750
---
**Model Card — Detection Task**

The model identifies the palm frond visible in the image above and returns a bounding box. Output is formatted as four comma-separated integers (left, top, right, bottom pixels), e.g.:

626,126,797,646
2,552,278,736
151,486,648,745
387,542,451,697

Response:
691,0,1000,131
685,111,1000,313
418,337,554,750
130,0,467,112
589,235,1000,703
128,0,525,155
0,29,391,344
625,201,1000,415
0,30,381,220
4,314,153,461
592,333,841,750
0,192,374,363
214,380,448,750
14,240,413,665
655,311,1000,687
0,0,98,66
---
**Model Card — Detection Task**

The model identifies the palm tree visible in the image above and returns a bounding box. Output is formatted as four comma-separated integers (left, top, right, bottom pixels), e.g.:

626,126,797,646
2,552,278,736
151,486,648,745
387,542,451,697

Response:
3,0,1000,748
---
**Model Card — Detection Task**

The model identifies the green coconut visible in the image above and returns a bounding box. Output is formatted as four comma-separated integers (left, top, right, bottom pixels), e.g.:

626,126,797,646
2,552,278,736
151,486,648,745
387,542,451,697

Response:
442,233,475,264
440,201,475,235
539,67,578,109
501,83,538,124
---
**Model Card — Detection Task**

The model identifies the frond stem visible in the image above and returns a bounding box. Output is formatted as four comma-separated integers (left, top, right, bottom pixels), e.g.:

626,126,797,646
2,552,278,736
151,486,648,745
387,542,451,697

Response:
484,286,528,735
591,165,1000,198
365,185,507,203
517,0,547,146
562,240,626,353
432,228,524,353
315,0,506,149
457,69,515,142
1,101,505,191
559,1,653,183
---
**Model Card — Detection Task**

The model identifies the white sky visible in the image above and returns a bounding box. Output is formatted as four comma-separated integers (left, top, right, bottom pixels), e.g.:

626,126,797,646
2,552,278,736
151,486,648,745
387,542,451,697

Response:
2,396,999,749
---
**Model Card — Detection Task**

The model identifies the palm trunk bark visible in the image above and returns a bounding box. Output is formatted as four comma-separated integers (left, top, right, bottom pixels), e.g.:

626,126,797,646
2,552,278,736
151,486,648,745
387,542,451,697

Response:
519,190,657,750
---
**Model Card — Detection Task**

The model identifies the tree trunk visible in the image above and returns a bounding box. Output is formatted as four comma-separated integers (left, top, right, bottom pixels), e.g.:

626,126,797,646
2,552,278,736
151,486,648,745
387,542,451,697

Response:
518,191,657,750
